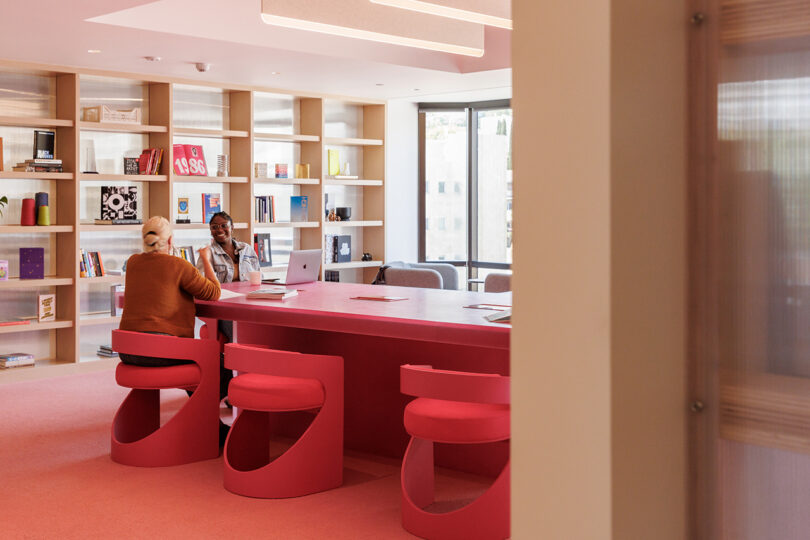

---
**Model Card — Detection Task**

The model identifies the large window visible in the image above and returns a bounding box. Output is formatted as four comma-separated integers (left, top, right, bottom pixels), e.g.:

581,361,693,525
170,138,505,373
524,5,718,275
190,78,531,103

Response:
419,100,512,289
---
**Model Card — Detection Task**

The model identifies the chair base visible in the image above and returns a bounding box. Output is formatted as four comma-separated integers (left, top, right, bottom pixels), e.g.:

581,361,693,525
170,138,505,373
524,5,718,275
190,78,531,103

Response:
111,387,219,467
224,408,343,498
401,437,510,540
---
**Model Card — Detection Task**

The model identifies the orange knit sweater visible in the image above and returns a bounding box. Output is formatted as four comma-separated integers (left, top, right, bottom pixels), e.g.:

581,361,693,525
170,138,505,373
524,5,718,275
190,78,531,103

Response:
119,252,221,338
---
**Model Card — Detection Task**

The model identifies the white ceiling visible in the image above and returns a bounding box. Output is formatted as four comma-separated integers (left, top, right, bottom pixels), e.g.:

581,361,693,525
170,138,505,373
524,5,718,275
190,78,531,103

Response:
0,0,511,101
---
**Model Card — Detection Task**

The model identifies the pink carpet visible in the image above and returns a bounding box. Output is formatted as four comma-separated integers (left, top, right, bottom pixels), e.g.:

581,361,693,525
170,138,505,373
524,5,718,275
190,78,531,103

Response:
0,369,488,539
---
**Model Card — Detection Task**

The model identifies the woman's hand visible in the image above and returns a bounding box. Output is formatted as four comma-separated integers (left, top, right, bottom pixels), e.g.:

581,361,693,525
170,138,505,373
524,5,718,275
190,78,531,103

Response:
198,245,212,263
198,245,219,284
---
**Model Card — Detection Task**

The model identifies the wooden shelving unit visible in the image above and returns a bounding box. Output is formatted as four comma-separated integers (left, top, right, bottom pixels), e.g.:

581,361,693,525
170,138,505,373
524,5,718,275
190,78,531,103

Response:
0,61,385,370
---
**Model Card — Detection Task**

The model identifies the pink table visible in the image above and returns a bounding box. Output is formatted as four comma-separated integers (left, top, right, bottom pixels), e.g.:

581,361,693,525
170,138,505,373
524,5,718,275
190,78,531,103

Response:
196,281,511,473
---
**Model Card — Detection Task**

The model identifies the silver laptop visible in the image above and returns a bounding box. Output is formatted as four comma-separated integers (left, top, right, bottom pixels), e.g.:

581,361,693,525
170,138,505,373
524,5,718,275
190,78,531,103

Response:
271,249,323,285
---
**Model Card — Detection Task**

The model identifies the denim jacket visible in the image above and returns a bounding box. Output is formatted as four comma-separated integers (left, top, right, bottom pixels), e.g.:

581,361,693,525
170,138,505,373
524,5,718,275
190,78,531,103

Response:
196,239,260,283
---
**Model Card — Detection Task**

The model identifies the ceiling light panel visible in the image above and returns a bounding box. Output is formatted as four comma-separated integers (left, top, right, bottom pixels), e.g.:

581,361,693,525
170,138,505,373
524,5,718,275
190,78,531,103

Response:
369,0,511,29
261,0,484,57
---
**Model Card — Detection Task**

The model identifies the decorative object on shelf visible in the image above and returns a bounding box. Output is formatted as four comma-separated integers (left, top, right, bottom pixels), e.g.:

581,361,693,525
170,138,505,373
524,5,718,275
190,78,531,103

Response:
110,284,125,317
81,139,97,173
101,186,138,220
19,247,44,280
176,197,190,223
295,163,310,179
324,193,333,218
217,154,230,177
327,209,341,222
38,294,55,322
0,260,7,280
123,157,140,175
328,149,340,176
172,144,206,175
138,148,163,175
254,162,269,178
324,270,340,282
0,353,35,369
290,195,308,222
253,233,272,267
274,163,288,178
20,198,36,226
335,206,352,221
336,235,351,263
343,162,351,176
202,193,221,223
0,195,7,217
361,252,372,261
82,105,141,124
33,130,55,159
35,192,49,226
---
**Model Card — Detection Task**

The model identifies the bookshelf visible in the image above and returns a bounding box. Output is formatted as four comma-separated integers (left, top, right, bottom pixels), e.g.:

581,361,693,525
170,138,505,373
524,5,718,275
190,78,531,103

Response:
0,61,385,370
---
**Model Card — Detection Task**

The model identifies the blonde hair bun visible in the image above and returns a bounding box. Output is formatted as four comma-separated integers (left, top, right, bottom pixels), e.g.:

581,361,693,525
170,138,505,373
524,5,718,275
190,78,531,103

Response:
142,216,172,253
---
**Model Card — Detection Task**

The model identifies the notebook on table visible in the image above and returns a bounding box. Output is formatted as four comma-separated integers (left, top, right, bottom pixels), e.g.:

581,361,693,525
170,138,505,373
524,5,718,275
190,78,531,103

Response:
262,249,323,286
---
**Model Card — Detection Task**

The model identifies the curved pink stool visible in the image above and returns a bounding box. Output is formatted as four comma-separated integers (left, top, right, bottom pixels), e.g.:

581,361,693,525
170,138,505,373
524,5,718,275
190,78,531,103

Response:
399,365,511,540
223,343,344,498
111,329,221,467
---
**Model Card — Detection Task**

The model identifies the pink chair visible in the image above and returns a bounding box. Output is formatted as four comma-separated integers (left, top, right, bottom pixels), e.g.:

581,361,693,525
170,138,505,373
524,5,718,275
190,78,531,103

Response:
399,365,510,540
223,343,344,498
111,329,221,467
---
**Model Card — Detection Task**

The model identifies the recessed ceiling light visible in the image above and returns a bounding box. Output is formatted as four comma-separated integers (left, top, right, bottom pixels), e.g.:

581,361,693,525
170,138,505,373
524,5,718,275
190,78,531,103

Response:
87,49,102,54
143,56,161,62
413,88,420,91
376,83,384,86
270,71,280,75
369,0,512,29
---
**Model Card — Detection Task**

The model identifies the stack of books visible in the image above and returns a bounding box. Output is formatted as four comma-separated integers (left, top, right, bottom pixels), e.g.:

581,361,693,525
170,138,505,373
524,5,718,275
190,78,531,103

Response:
0,352,35,368
255,195,275,223
246,286,298,300
138,148,163,175
97,345,118,358
13,158,62,172
79,249,106,278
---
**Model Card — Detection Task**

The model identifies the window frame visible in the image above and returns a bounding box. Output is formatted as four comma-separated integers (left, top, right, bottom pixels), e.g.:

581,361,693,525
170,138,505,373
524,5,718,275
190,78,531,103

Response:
418,99,512,289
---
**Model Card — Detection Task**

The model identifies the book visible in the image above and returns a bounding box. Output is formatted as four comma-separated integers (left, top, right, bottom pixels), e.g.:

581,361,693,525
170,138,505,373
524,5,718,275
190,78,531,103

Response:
334,175,359,180
246,287,298,300
38,294,55,322
290,195,308,222
335,235,351,263
254,195,275,223
202,193,221,223
124,157,139,175
254,162,268,178
0,260,7,281
177,197,189,221
328,149,340,176
253,233,272,267
324,270,340,282
101,186,138,220
19,247,44,280
324,234,336,263
173,144,190,175
110,284,125,316
94,218,142,225
33,130,55,159
295,163,310,179
177,246,195,265
186,144,207,175
484,308,512,324
275,163,288,178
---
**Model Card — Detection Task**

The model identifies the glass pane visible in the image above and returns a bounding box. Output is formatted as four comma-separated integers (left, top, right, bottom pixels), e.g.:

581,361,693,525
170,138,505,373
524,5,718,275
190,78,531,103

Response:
476,109,512,264
701,3,810,538
424,111,467,262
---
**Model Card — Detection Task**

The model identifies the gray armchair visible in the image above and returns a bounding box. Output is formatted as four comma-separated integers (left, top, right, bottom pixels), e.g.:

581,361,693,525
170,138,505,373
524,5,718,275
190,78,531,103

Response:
384,261,459,290
383,267,443,289
484,273,511,293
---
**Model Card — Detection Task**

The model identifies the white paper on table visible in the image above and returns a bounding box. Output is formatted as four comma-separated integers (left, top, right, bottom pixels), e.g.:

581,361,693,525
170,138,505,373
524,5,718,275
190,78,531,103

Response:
217,289,245,299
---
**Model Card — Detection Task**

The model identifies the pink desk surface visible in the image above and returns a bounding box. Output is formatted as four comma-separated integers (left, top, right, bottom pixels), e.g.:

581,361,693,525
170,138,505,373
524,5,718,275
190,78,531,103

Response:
196,281,511,350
